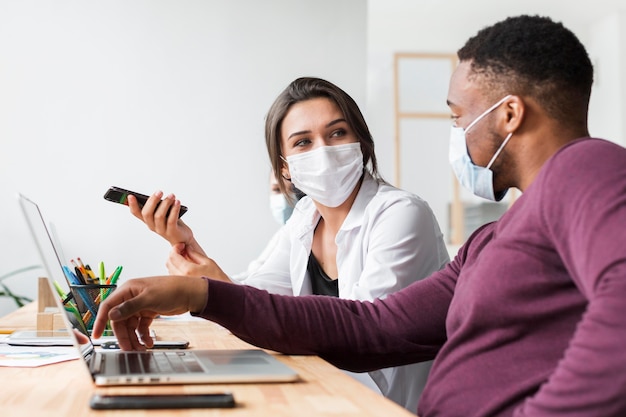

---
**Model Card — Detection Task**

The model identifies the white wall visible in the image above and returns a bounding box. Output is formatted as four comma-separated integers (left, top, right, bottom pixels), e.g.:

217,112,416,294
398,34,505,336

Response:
2,1,625,317
588,12,626,145
0,0,366,316
366,0,626,245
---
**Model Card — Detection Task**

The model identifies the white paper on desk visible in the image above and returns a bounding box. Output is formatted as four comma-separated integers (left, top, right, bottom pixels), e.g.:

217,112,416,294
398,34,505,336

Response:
0,344,79,367
5,329,157,346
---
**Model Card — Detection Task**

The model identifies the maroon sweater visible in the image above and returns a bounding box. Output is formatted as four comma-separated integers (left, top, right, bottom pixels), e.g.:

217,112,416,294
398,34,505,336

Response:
198,138,626,416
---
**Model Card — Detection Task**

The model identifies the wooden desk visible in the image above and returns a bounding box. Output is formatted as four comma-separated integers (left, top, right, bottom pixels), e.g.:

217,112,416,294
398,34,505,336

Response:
0,303,415,417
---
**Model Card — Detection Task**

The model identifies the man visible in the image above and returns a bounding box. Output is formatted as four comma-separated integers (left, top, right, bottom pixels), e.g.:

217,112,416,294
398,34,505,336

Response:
94,15,626,416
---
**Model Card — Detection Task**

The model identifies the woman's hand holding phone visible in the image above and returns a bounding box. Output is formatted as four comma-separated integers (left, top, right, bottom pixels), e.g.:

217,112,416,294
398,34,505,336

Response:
104,186,210,265
127,191,193,247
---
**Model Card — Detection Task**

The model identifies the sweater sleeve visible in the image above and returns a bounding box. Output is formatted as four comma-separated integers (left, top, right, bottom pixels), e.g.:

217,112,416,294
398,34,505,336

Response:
515,139,626,416
196,262,457,371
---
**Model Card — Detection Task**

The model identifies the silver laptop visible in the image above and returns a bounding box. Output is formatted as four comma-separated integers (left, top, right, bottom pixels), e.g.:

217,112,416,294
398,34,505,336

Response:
17,193,300,386
14,193,129,345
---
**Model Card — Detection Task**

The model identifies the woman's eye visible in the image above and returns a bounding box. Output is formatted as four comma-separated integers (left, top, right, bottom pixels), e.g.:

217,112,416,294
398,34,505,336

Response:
294,138,311,147
331,128,347,137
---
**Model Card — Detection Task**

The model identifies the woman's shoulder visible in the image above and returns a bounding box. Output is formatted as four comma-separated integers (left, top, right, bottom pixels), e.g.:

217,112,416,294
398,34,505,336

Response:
371,179,430,209
356,179,437,227
286,196,318,227
292,195,315,212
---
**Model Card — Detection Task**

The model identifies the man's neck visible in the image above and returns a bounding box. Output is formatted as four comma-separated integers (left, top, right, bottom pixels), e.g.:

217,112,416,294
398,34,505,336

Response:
517,127,589,192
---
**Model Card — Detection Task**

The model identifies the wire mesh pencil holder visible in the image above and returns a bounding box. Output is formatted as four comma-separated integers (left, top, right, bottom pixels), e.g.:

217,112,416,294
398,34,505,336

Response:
66,284,117,330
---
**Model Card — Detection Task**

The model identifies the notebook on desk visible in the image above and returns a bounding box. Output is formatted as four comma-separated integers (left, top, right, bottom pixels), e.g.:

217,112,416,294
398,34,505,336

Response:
17,193,300,386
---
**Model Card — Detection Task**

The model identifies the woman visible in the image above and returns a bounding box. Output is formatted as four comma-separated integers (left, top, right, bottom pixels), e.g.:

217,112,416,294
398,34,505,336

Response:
128,77,449,411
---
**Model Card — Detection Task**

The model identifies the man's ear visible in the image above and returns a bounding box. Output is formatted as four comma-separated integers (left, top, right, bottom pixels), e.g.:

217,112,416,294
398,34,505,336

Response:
502,95,525,133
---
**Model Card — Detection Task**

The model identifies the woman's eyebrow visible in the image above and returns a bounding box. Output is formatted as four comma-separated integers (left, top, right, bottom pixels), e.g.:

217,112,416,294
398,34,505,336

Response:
287,118,347,140
326,118,346,128
287,129,311,140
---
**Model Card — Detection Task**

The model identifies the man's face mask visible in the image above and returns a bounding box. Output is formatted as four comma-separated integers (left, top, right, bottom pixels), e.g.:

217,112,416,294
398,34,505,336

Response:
448,95,513,201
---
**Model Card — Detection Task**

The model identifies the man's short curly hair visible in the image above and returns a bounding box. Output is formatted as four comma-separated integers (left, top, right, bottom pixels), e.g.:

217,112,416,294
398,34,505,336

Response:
458,15,593,126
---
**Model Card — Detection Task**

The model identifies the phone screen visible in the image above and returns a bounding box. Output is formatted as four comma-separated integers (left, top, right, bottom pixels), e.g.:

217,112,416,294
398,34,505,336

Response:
103,186,188,217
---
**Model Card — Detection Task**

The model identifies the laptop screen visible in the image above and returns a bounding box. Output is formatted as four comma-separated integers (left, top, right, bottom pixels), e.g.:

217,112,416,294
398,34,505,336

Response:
18,194,71,293
18,193,97,359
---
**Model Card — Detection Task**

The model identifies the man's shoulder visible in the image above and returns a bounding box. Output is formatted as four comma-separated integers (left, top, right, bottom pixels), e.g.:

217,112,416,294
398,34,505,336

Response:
529,137,626,223
553,137,625,164
539,138,625,185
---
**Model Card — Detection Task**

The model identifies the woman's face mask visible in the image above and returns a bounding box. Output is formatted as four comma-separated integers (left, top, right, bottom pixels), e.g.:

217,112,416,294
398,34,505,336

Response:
283,142,363,208
448,95,513,201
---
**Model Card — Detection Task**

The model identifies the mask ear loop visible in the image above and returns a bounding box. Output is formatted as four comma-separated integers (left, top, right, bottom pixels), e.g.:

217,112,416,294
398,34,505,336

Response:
466,94,513,133
280,156,291,180
486,132,513,170
465,95,514,170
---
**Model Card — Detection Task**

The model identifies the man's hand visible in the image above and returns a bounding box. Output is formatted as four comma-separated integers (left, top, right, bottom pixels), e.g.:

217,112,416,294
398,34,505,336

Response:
92,276,208,350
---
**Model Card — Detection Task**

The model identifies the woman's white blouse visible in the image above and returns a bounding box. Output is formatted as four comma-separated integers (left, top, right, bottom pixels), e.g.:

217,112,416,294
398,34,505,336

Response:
234,172,449,411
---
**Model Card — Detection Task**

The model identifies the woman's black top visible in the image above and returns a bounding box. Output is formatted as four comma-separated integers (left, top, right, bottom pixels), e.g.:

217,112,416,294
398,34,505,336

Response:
307,252,339,297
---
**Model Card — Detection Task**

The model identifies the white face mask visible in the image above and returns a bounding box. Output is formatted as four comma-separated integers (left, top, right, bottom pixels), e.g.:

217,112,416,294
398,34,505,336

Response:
449,95,513,201
284,142,363,208
269,193,293,225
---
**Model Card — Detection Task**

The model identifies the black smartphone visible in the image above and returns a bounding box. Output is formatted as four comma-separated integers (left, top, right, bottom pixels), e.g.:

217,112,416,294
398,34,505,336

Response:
89,393,235,409
103,186,188,218
100,340,190,350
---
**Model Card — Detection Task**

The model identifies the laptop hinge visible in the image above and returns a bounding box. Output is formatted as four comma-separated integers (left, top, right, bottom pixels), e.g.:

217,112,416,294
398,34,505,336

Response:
90,351,103,374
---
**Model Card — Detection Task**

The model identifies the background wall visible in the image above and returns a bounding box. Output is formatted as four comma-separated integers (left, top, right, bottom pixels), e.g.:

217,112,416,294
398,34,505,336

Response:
588,11,626,145
0,0,367,315
366,0,626,248
1,1,625,316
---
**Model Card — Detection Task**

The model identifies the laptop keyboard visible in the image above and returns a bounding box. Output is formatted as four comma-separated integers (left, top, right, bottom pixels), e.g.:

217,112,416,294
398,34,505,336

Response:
117,351,205,374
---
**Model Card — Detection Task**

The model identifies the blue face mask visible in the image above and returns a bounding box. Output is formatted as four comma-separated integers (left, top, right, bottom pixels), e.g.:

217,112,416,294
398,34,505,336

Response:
449,95,513,201
269,193,294,225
